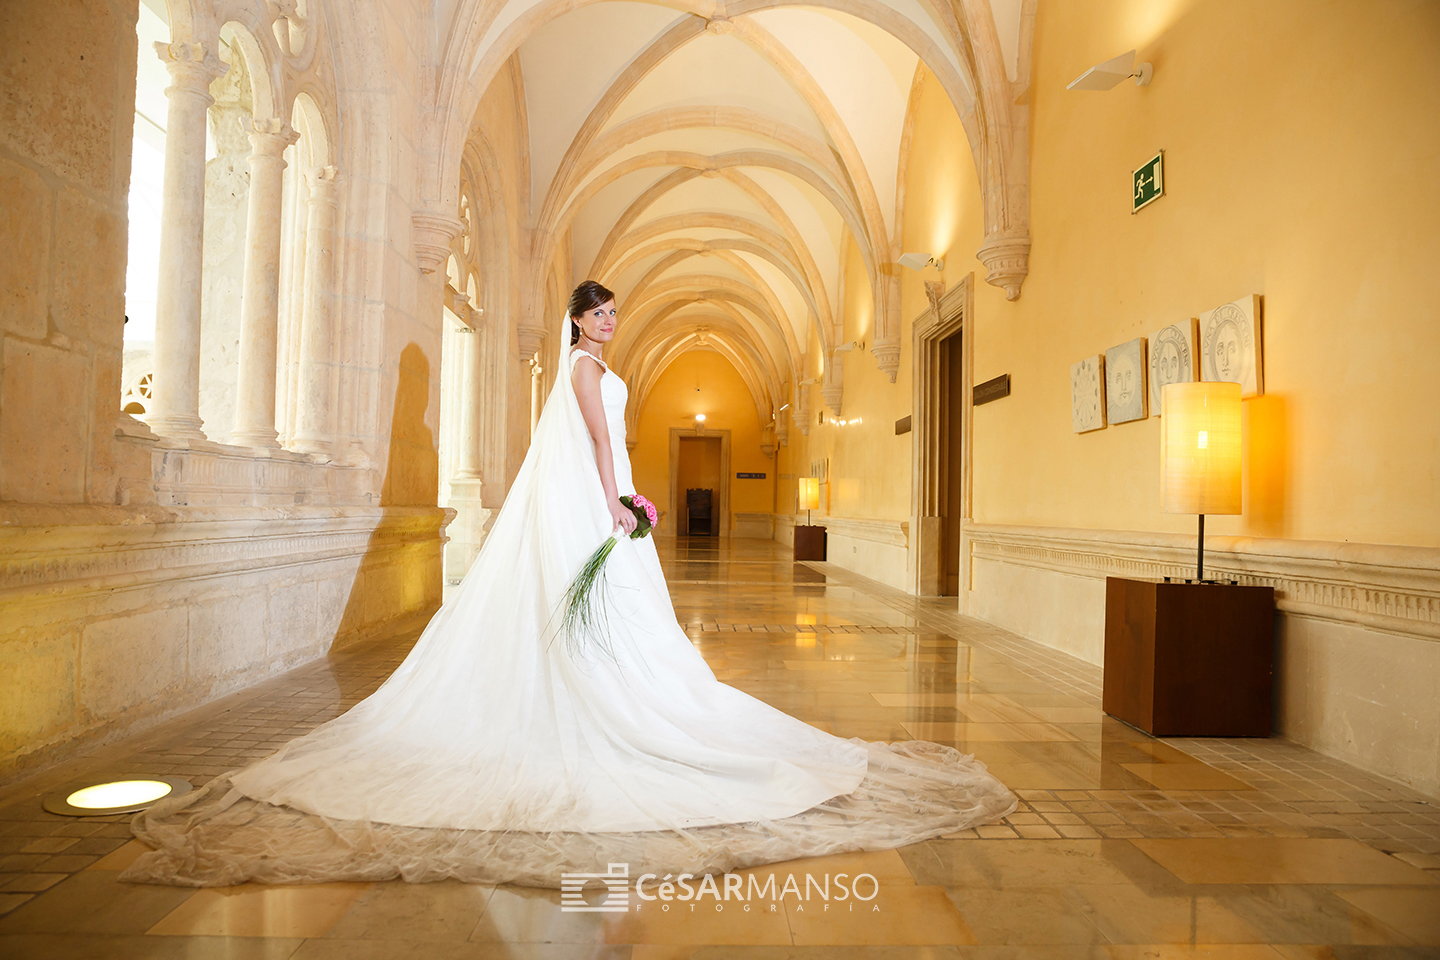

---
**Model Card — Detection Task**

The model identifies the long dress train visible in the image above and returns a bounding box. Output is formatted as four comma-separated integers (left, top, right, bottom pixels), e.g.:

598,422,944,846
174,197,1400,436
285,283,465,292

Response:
123,338,1015,888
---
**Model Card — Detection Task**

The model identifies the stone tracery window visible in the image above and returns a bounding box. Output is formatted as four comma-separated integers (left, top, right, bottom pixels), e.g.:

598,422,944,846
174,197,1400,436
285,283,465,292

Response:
459,191,474,258
117,1,342,461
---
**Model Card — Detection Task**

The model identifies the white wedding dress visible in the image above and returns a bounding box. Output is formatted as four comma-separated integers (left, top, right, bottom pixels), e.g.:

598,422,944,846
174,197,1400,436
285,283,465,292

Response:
125,329,1014,888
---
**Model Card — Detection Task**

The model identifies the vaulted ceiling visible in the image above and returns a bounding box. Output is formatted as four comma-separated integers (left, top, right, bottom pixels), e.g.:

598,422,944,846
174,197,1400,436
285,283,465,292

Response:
428,0,1035,432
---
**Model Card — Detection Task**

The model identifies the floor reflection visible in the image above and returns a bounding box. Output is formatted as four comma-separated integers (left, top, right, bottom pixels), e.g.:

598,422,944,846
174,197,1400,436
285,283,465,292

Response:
0,538,1436,954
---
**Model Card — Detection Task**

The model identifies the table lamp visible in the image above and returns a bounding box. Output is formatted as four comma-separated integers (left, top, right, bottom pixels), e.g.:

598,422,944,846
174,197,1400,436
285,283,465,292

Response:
798,477,819,525
1161,381,1242,581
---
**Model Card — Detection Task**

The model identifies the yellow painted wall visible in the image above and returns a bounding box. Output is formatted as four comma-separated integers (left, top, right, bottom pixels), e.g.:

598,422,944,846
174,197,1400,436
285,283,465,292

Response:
631,350,776,528
779,235,920,521
994,0,1440,545
819,0,1440,550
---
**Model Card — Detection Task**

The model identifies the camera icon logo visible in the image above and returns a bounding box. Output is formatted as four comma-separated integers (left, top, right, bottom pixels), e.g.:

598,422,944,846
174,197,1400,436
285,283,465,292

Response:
560,862,630,912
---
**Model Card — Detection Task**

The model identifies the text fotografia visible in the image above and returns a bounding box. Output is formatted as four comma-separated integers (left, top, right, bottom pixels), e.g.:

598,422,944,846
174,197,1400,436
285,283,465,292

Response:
560,863,882,913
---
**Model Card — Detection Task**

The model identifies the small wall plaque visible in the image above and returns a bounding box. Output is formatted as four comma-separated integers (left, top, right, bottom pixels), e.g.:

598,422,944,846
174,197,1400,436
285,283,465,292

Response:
973,374,1011,406
1133,150,1164,213
736,472,765,479
895,415,912,435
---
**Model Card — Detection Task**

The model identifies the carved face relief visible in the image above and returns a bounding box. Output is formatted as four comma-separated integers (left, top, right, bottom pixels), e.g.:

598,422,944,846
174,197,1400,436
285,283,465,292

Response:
1212,319,1241,381
1200,301,1256,394
1110,353,1136,406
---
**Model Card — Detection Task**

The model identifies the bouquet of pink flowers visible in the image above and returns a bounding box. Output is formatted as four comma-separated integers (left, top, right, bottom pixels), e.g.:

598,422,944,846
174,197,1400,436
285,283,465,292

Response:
559,493,658,660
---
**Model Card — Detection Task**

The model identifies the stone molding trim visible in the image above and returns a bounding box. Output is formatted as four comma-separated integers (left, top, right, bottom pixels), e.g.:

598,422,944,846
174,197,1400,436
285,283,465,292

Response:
966,522,1440,642
0,505,451,604
775,513,909,548
114,440,375,508
871,336,901,383
976,231,1032,301
733,513,775,538
412,212,466,274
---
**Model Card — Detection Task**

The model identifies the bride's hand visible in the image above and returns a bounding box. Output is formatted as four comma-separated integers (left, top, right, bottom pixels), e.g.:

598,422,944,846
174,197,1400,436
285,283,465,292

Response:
609,498,638,535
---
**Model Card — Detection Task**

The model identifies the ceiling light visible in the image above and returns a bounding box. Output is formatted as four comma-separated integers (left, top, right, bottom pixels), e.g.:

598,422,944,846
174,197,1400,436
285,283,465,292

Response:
42,776,194,817
1067,49,1152,90
897,253,944,271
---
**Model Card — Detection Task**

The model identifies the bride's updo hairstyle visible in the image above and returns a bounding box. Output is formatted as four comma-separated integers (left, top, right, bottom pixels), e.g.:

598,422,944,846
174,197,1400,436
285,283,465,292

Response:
568,280,615,345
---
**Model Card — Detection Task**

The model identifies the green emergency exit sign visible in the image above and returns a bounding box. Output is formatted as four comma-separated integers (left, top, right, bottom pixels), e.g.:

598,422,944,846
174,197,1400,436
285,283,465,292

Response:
1133,150,1164,213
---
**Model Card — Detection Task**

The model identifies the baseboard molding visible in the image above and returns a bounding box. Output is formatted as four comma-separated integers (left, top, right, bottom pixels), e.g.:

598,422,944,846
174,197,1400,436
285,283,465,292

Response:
733,512,774,539
773,514,910,589
965,522,1440,642
774,513,909,547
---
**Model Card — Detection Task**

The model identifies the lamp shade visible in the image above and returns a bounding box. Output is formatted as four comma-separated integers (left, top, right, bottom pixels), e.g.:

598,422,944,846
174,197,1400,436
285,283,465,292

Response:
1161,381,1242,515
798,477,820,511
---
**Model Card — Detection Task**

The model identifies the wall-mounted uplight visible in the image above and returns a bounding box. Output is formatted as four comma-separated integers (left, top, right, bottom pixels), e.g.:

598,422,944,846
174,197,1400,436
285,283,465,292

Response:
694,414,706,422
834,340,864,353
1067,49,1153,90
42,776,193,817
897,253,944,272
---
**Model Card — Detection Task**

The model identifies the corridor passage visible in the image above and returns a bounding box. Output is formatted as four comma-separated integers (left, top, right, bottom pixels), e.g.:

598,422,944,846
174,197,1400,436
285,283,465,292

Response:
1,540,1437,956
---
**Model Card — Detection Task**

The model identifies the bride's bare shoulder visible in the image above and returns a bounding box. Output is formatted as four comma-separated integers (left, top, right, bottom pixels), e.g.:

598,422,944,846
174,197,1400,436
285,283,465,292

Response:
571,351,605,391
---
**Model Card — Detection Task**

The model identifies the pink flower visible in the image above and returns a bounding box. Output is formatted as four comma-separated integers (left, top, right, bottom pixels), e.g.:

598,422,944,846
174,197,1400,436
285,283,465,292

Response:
631,493,658,525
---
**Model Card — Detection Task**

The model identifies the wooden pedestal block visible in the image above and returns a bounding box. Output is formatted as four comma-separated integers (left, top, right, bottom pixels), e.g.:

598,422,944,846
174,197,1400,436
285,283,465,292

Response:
793,525,827,561
1103,577,1276,737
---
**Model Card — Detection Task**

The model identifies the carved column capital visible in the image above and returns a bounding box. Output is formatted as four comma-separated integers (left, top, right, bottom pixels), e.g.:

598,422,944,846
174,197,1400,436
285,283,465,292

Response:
412,212,465,274
154,40,227,97
450,292,476,332
872,336,901,383
516,323,547,361
305,165,340,204
977,231,1031,301
245,117,299,158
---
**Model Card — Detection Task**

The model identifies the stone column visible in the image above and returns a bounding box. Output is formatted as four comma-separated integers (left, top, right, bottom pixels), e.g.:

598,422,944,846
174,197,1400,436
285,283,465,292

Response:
147,41,227,441
231,120,299,447
291,165,339,456
530,358,544,437
452,294,484,480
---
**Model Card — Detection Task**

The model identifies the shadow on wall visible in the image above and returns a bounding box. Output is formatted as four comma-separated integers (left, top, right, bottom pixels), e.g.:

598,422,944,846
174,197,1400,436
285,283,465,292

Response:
331,343,444,663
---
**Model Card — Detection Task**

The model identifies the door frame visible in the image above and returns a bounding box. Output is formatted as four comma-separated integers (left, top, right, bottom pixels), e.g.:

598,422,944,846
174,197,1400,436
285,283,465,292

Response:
668,427,731,538
910,274,973,598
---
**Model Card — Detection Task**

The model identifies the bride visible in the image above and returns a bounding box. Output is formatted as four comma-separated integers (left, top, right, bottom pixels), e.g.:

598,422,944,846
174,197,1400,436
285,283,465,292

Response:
125,281,1014,887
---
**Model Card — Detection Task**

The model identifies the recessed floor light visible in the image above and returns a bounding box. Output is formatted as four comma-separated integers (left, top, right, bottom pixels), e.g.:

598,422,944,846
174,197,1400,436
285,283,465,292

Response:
42,776,194,817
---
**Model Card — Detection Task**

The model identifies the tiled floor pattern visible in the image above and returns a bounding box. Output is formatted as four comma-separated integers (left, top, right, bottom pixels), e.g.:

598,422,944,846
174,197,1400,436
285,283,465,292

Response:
0,537,1437,958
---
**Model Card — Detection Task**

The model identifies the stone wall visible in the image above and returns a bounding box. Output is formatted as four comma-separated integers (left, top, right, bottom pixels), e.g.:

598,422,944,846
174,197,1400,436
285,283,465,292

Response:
0,502,445,776
0,0,454,781
0,0,148,507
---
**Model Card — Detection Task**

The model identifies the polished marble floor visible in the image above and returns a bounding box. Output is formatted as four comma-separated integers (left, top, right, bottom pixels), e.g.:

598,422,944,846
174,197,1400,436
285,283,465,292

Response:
1,538,1437,958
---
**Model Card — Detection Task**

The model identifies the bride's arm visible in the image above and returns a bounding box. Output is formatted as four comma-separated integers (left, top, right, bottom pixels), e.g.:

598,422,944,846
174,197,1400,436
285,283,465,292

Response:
572,358,638,535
